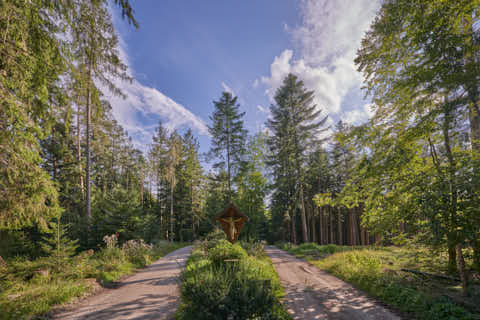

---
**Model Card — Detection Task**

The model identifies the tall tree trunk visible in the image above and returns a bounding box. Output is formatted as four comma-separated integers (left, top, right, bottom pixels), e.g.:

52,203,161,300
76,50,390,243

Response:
337,208,343,245
170,182,174,242
464,14,480,272
191,180,194,240
299,184,309,243
85,68,92,230
318,207,323,244
329,207,334,244
140,171,144,207
290,209,297,244
311,207,317,243
77,103,84,196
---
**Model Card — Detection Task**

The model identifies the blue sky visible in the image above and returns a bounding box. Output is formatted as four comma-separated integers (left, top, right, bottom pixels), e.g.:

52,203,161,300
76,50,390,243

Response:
107,0,380,155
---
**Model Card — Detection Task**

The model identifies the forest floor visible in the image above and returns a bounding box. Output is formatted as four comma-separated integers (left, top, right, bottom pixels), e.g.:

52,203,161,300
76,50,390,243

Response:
50,246,192,320
266,246,399,320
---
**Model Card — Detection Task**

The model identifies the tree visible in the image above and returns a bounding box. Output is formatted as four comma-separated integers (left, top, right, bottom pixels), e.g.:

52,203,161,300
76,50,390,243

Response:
235,133,269,240
0,1,65,229
208,91,247,200
165,130,182,241
355,0,480,293
70,0,131,234
267,74,328,243
181,129,204,240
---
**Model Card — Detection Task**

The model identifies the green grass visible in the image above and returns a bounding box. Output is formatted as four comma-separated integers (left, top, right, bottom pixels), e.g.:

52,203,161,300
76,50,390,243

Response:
280,243,480,320
0,241,189,320
177,240,290,320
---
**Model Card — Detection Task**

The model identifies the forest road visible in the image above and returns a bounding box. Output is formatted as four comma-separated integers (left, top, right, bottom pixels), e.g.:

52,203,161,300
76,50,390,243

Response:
265,246,400,320
52,245,192,320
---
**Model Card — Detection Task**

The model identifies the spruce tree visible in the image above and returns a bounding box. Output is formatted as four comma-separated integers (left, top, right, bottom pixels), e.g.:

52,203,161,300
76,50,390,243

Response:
267,74,328,243
208,91,247,200
70,0,131,235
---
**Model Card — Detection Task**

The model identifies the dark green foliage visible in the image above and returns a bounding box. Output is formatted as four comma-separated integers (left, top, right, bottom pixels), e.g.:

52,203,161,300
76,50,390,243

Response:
40,217,79,271
267,73,328,244
208,91,247,198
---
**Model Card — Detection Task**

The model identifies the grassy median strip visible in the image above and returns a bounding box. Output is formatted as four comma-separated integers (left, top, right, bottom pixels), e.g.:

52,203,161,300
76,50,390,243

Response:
177,240,290,320
278,242,479,320
0,240,188,320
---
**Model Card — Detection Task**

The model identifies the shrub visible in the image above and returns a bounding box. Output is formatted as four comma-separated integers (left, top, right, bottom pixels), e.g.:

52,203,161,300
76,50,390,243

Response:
240,241,266,258
122,239,153,267
207,240,247,267
179,241,289,320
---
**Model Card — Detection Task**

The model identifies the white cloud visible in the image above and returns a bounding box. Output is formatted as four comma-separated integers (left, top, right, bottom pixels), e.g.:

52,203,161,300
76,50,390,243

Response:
221,82,235,96
103,29,209,152
256,105,269,114
259,0,379,125
342,103,375,125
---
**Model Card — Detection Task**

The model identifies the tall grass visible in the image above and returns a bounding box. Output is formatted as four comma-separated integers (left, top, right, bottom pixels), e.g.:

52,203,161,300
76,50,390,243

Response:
282,243,479,320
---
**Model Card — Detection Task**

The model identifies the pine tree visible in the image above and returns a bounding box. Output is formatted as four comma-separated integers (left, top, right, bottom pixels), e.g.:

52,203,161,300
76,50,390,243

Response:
208,92,247,200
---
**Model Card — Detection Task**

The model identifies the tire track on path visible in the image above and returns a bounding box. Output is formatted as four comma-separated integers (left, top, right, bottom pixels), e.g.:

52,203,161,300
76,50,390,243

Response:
265,246,400,320
52,245,192,320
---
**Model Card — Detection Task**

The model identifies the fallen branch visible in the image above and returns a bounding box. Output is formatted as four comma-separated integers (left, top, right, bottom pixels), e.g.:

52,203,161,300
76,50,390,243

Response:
401,268,460,282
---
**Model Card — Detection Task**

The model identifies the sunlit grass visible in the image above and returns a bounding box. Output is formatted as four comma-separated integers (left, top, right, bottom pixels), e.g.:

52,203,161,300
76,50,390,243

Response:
281,243,479,320
0,242,189,320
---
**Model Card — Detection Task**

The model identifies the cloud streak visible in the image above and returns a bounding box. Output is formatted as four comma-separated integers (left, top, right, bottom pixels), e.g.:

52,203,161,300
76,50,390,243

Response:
104,26,209,152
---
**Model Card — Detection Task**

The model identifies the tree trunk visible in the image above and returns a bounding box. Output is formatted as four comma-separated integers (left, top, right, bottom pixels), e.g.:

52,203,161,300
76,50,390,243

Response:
85,69,92,229
329,207,334,244
448,244,457,274
311,208,317,243
170,182,174,242
464,15,480,273
140,171,144,207
337,208,343,245
77,103,84,197
318,207,323,245
456,244,469,296
290,209,297,244
299,184,309,243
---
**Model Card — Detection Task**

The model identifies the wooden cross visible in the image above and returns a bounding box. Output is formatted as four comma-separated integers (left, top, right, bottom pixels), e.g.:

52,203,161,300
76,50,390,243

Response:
216,203,248,243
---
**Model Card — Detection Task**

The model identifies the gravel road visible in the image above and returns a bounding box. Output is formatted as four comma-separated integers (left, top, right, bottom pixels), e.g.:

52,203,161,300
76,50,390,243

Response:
265,246,400,320
52,245,192,320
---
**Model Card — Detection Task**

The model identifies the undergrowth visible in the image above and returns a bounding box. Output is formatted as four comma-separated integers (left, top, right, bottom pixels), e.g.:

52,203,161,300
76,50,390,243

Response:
281,243,480,320
177,240,290,320
0,237,188,320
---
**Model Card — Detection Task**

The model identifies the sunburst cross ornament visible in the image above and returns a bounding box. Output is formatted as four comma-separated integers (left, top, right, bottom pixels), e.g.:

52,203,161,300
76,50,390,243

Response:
216,203,249,243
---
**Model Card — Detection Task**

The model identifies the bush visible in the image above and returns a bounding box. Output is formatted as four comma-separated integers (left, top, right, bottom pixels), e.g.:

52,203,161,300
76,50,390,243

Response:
179,241,289,320
207,240,247,267
122,239,153,267
240,241,266,258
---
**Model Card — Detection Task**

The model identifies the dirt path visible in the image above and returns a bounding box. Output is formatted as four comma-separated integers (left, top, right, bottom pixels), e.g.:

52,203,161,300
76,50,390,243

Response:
266,246,400,320
52,246,192,320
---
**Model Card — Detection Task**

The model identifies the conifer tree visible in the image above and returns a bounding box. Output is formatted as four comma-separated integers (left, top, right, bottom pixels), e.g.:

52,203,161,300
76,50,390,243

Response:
70,0,131,233
267,74,328,243
208,92,247,200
